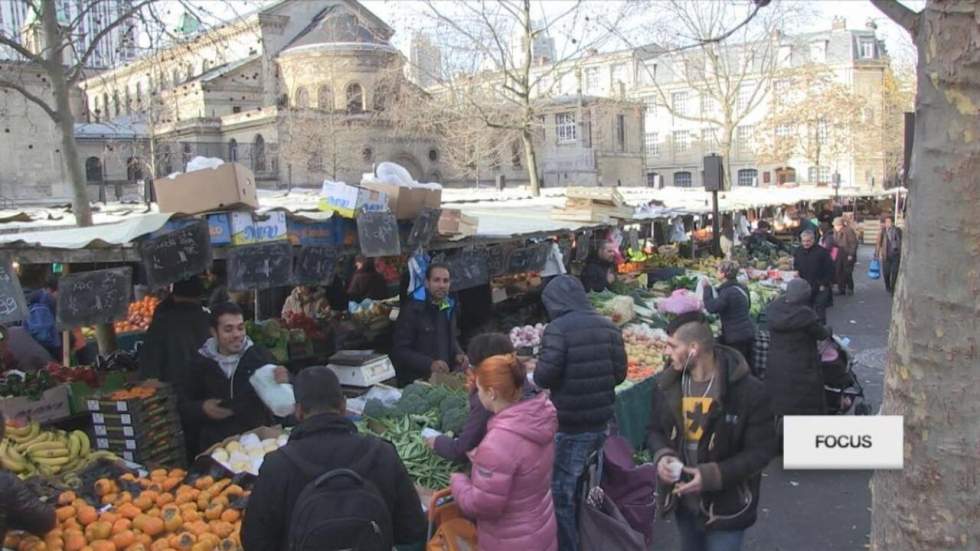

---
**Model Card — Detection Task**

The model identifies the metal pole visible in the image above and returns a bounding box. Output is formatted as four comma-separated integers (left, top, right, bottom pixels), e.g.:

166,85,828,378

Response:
712,190,721,257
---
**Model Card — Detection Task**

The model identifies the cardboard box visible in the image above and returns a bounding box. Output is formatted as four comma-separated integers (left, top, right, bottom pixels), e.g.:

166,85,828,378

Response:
437,209,479,237
199,425,285,458
154,163,258,214
0,384,71,424
230,211,287,246
287,217,342,247
207,213,233,245
360,180,442,220
318,181,388,219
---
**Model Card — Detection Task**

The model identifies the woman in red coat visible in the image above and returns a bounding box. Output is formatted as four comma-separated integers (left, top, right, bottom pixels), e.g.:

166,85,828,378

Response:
450,354,558,551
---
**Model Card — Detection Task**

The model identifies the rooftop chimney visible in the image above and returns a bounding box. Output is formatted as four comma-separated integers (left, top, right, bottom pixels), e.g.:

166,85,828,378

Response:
831,16,847,31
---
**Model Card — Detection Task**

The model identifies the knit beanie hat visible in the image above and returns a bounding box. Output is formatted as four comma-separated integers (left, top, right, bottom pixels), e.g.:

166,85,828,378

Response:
785,278,812,305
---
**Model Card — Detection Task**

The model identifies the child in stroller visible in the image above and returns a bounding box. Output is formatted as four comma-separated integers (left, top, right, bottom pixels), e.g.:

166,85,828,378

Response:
818,335,872,415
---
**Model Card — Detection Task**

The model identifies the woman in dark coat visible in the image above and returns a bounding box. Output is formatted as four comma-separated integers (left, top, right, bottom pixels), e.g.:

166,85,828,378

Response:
700,260,755,364
764,278,831,418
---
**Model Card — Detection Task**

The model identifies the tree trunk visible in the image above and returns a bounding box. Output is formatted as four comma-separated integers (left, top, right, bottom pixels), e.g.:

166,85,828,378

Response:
522,129,541,195
41,2,93,227
870,1,980,549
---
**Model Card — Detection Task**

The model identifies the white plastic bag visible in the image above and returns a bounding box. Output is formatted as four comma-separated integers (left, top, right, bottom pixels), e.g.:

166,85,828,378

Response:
375,162,415,187
185,156,225,172
249,364,296,417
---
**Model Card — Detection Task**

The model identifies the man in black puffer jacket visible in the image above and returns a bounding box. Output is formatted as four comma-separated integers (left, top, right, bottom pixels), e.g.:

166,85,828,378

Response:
534,275,627,551
648,320,775,551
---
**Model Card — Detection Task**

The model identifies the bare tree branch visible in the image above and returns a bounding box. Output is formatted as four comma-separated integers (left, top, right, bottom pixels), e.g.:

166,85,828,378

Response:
0,34,42,62
0,78,58,120
869,0,920,35
67,0,160,84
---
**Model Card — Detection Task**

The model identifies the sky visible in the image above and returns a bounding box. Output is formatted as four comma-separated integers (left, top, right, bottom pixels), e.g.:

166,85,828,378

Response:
160,0,924,67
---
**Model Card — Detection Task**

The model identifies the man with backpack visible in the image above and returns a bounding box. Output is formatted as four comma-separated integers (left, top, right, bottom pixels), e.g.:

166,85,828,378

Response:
242,366,425,551
24,277,60,359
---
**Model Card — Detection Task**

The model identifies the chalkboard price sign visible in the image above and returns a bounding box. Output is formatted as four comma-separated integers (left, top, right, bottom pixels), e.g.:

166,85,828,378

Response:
228,242,293,291
406,207,442,248
357,211,401,258
294,246,338,285
628,228,639,251
0,255,28,324
447,249,489,291
57,268,132,329
138,220,212,289
530,242,551,271
487,244,510,278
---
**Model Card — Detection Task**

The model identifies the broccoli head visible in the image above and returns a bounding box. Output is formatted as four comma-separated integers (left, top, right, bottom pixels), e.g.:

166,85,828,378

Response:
393,392,431,416
440,406,468,436
362,398,391,420
439,394,468,416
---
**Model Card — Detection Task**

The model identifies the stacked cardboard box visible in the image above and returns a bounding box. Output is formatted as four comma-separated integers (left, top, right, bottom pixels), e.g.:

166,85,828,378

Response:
552,187,635,223
86,384,185,467
437,209,479,238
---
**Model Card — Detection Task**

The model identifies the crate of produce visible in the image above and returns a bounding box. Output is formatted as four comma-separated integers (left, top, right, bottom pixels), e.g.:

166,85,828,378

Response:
86,384,177,416
67,371,130,415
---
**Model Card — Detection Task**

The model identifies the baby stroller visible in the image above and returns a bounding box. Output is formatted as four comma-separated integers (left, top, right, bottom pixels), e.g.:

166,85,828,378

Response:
819,335,872,415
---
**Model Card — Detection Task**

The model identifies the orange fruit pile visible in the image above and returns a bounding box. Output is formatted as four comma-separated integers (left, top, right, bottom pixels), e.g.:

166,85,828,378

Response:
3,469,247,551
114,297,161,334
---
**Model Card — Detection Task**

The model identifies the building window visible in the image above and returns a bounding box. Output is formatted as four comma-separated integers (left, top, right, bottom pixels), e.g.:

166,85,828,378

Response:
808,166,830,183
232,106,241,114
253,134,266,172
646,100,657,117
810,40,827,63
645,132,661,156
672,91,689,116
135,82,142,106
374,84,389,111
616,114,626,152
584,67,599,92
776,124,793,138
737,125,755,151
673,171,692,187
700,94,717,115
127,157,143,181
737,84,753,112
611,64,627,87
556,112,576,144
860,41,875,59
318,85,333,111
228,139,238,161
737,168,758,187
428,149,439,162
815,119,829,144
294,87,309,108
673,130,690,153
701,128,718,148
362,147,373,162
538,76,552,95
171,69,179,87
112,91,120,116
346,83,364,113
646,172,659,187
85,157,103,183
307,152,323,172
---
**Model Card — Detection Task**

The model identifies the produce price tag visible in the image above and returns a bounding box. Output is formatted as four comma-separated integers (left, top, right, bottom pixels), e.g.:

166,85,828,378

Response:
94,425,107,436
116,401,129,412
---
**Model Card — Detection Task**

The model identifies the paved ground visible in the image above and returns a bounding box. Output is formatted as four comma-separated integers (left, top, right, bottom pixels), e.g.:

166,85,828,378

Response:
651,245,893,550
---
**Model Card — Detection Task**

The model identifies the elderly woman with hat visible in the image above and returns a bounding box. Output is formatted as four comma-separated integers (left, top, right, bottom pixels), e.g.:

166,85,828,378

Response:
700,260,756,365
764,278,832,419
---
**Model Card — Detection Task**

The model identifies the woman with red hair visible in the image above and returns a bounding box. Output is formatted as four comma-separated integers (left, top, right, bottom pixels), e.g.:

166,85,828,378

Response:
450,354,558,551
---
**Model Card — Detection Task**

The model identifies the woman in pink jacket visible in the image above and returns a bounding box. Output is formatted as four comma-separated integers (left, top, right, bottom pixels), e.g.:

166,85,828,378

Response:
450,354,559,551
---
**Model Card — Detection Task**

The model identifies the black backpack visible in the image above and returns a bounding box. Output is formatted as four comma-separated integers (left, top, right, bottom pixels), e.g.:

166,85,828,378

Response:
282,444,394,551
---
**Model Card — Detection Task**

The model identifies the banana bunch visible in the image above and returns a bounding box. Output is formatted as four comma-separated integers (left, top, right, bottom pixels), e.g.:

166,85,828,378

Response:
2,422,114,479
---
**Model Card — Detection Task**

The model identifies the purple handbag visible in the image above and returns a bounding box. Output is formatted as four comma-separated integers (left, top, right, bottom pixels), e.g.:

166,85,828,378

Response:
598,435,658,545
579,446,648,551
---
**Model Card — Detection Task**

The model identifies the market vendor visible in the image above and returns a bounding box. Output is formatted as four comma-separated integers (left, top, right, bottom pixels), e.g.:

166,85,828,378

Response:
391,262,466,386
580,241,618,293
280,285,330,319
139,276,211,383
177,302,290,453
347,256,389,302
0,412,56,544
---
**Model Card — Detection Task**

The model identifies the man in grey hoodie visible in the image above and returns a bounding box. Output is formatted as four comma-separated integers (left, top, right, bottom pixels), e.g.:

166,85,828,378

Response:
176,302,289,454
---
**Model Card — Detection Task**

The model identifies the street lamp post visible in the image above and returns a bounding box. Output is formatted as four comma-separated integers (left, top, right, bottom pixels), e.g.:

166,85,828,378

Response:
833,171,841,205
